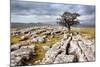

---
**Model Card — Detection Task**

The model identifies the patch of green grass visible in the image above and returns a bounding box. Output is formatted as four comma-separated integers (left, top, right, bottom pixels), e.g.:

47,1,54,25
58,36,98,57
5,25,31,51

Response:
11,36,21,44
71,27,95,39
33,35,60,46
27,35,61,64
26,45,46,64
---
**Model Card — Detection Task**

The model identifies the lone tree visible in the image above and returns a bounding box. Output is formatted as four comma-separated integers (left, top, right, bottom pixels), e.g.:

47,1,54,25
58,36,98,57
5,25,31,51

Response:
57,12,80,32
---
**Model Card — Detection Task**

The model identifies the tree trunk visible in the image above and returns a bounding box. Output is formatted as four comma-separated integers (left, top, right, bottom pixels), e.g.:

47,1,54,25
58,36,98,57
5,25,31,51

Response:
68,24,71,33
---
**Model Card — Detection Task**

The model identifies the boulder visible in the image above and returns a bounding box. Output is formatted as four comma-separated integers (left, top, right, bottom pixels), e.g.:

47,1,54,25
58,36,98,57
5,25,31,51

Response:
11,45,35,66
31,38,38,43
42,35,47,39
20,35,28,41
11,31,21,36
11,44,21,51
37,37,45,43
20,41,29,46
44,31,51,35
31,36,45,43
42,46,50,51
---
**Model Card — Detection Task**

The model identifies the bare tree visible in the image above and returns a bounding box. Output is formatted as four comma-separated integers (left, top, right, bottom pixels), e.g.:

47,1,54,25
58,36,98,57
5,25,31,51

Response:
57,12,80,32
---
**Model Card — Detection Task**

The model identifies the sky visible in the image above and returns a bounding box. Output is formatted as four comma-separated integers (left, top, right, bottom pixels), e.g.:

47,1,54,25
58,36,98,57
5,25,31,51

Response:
11,0,95,26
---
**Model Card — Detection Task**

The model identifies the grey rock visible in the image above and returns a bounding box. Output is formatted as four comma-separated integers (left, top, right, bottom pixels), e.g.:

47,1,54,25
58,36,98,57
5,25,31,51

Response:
11,44,20,51
42,46,50,51
37,37,45,43
54,54,74,63
11,45,35,66
31,38,38,43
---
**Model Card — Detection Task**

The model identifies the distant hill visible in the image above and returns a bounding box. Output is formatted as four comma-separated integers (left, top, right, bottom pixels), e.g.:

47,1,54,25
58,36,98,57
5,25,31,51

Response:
11,22,53,29
11,22,95,29
72,23,95,28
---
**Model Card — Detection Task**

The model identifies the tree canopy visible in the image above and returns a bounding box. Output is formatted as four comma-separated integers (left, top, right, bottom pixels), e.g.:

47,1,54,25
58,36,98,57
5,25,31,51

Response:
57,12,80,32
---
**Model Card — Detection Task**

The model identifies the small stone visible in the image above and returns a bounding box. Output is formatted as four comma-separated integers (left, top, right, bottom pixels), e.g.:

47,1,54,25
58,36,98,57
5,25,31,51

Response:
37,37,45,43
42,46,50,51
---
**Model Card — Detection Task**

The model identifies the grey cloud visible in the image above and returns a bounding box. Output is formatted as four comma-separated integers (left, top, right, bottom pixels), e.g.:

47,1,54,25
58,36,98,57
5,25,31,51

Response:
11,0,60,16
11,0,95,27
11,0,95,16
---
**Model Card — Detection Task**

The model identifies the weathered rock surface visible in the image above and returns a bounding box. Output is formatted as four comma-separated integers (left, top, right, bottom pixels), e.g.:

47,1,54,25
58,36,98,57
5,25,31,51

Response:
54,54,74,63
11,26,95,65
40,33,95,64
11,44,35,66
42,46,50,51
31,36,45,43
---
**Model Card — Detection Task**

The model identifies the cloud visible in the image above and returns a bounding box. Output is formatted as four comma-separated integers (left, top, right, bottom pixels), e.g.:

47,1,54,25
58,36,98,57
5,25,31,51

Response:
11,0,95,16
11,0,60,16
11,14,59,23
78,14,94,21
11,0,95,27
77,5,95,15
